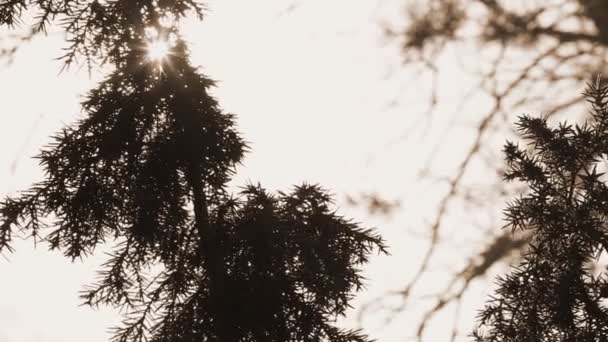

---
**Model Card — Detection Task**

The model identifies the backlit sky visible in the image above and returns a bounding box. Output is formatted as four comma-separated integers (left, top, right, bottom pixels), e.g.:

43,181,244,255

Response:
0,1,506,341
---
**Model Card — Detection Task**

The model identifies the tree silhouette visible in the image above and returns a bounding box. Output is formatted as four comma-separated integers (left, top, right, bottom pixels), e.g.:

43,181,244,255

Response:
474,78,608,340
0,2,386,341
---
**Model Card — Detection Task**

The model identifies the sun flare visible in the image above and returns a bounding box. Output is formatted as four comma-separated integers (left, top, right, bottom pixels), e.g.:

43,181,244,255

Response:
146,39,171,62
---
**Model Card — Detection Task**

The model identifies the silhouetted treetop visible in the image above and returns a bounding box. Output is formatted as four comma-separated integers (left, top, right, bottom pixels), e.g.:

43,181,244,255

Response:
474,78,608,341
0,1,387,341
2,38,247,258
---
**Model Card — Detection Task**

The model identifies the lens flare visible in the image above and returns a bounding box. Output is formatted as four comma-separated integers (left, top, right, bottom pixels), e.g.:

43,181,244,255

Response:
146,39,171,62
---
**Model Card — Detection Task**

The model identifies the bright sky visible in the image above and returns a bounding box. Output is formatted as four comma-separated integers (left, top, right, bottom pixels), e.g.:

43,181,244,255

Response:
0,1,503,341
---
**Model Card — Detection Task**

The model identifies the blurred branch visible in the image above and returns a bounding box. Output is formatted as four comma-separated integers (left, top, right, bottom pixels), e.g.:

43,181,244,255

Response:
415,231,530,341
0,27,36,63
355,1,607,340
395,43,559,309
345,193,400,217
357,230,530,330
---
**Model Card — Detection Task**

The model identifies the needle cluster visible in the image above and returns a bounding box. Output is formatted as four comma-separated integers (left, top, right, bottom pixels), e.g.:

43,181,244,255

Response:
474,79,608,341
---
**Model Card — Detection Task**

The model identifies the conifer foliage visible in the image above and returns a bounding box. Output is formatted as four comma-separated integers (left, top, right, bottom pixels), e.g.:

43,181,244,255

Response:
0,1,386,341
473,79,608,341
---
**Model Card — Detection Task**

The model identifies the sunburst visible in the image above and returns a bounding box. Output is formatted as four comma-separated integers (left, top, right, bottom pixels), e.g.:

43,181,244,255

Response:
144,26,176,64
146,38,171,62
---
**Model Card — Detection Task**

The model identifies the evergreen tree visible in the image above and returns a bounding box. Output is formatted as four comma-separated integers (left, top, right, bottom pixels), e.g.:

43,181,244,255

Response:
473,78,608,341
0,2,386,341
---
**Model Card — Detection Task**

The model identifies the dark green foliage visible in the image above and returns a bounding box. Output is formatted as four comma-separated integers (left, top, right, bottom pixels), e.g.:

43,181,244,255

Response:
473,79,608,341
0,1,386,341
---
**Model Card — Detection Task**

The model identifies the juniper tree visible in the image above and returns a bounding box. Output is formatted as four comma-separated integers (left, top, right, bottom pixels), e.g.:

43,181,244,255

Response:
473,78,608,341
0,1,386,341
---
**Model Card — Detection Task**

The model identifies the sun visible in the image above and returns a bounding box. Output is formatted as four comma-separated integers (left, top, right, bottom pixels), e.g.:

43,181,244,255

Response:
144,26,176,63
146,39,171,62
